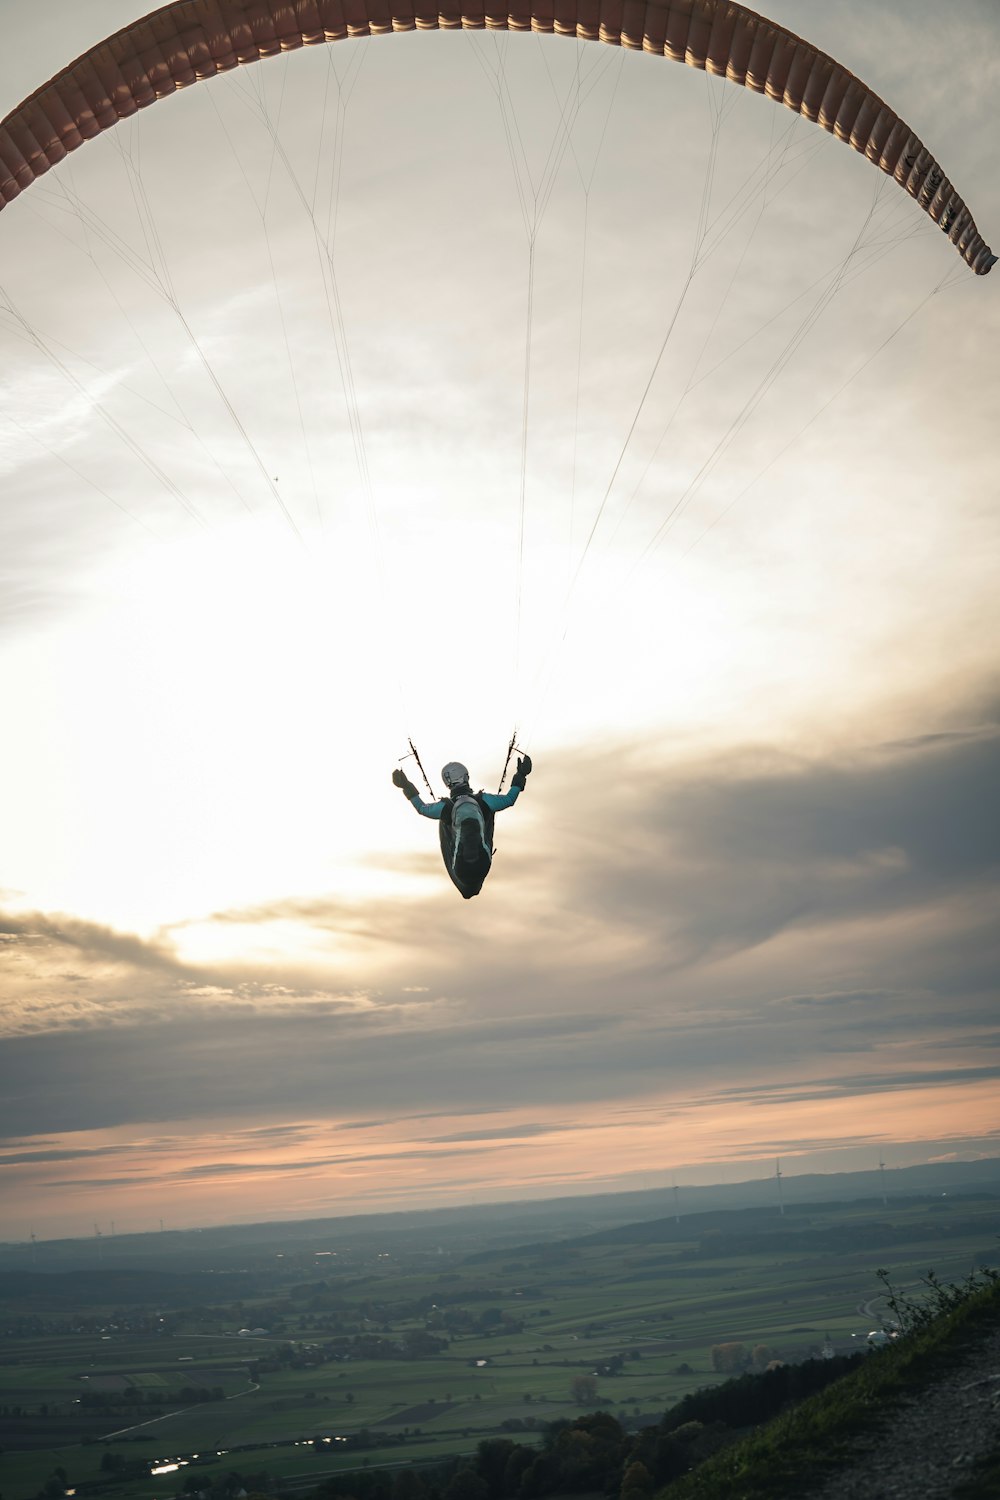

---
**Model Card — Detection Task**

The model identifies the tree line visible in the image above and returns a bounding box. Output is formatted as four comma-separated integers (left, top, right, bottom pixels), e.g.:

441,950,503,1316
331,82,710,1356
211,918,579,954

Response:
308,1351,864,1500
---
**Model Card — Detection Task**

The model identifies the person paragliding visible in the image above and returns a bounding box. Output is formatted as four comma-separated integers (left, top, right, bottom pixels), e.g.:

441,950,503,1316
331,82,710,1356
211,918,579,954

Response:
392,756,532,899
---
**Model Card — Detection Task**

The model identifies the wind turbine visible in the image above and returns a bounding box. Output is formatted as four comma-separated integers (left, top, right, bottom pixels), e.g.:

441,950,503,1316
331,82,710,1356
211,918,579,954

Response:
775,1159,785,1217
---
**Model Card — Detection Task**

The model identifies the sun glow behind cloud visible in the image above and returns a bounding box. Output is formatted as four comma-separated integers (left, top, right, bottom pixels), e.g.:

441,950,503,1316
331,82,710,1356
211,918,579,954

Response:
1,0,999,1237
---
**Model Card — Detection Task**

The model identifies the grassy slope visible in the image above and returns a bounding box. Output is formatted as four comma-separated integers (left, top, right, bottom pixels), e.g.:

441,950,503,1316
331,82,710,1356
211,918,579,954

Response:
662,1279,1000,1499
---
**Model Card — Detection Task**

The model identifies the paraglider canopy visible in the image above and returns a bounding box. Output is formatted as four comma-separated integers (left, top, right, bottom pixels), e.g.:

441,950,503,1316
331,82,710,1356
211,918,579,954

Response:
0,0,994,273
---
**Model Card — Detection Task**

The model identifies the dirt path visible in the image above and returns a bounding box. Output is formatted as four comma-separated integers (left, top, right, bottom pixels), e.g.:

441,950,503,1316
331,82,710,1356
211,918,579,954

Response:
814,1325,1000,1499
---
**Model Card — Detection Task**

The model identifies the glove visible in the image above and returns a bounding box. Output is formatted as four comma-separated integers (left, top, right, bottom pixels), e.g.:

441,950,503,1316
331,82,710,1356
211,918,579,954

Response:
392,769,418,799
512,754,532,791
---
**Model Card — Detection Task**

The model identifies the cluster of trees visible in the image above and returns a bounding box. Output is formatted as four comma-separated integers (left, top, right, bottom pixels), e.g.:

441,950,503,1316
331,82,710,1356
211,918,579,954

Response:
591,1351,641,1377
565,1351,640,1404
709,1342,777,1373
35,1464,71,1498
428,1308,525,1337
284,1285,519,1325
251,1342,329,1374
313,1331,450,1362
311,1416,712,1500
660,1352,863,1435
77,1384,225,1409
310,1351,867,1500
99,1452,162,1480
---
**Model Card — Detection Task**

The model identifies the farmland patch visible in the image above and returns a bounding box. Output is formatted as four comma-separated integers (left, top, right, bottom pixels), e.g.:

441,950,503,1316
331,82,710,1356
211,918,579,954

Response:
373,1401,460,1426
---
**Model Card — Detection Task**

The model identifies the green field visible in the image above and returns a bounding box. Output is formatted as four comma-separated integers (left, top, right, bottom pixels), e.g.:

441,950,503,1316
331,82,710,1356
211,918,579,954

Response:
2,1191,998,1500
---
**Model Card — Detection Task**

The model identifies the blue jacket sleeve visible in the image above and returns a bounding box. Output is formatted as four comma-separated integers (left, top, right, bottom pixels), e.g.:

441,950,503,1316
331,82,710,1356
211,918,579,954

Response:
481,786,521,813
408,795,446,820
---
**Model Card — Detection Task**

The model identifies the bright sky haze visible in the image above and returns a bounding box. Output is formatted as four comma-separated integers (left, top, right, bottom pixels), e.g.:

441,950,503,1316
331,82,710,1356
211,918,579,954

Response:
1,0,998,1239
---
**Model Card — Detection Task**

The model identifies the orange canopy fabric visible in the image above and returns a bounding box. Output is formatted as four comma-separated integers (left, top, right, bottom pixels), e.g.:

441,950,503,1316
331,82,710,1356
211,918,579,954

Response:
0,0,994,273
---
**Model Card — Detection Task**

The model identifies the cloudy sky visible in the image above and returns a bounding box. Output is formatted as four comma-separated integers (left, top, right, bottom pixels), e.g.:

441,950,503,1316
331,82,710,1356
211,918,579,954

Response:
1,0,998,1240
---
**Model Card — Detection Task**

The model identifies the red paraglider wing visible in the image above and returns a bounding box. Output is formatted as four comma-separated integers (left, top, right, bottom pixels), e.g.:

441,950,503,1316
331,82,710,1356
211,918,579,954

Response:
0,0,994,273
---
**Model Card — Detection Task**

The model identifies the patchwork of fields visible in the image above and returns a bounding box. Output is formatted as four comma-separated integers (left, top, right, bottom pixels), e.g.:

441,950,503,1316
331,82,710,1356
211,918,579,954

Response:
1,1191,998,1500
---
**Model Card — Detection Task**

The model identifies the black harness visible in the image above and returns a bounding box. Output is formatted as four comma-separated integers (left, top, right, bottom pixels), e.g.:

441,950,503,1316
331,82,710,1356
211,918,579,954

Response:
439,788,495,899
439,790,495,854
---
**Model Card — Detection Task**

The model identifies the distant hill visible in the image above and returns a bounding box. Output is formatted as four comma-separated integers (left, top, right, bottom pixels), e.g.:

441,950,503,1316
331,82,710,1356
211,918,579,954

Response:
2,1156,998,1274
462,1194,1000,1264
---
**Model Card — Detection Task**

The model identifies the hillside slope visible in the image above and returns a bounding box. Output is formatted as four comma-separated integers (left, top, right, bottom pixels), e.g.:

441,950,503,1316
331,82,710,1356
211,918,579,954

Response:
664,1275,1000,1500
816,1317,1000,1498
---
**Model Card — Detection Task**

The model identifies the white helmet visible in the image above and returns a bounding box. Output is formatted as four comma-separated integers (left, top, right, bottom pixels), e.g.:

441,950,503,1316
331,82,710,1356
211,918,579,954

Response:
441,762,470,789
